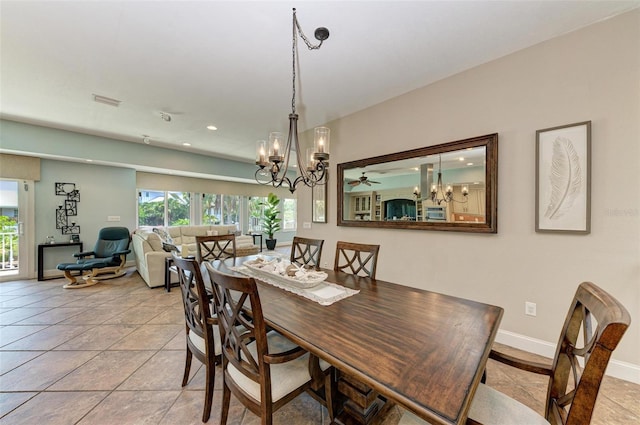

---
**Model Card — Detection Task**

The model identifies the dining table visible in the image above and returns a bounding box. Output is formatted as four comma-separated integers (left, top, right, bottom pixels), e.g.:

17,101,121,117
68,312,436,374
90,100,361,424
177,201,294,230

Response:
207,255,503,425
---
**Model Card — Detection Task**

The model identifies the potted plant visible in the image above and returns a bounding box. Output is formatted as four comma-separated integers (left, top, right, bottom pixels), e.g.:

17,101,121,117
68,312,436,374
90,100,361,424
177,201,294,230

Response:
261,192,281,250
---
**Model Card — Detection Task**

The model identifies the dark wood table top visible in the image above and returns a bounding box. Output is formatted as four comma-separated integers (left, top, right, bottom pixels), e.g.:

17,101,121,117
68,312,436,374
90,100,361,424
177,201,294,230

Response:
209,256,503,425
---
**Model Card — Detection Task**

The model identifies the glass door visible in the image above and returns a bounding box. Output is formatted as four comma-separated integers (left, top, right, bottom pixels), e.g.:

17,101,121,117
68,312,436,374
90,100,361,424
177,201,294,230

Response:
0,179,34,281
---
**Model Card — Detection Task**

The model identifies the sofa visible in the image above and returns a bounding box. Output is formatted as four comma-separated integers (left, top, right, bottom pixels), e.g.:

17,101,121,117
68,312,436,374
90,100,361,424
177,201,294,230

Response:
132,225,260,288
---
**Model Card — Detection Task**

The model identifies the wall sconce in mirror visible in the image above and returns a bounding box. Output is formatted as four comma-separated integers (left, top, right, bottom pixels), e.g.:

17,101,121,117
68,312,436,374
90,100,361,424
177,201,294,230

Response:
337,134,498,233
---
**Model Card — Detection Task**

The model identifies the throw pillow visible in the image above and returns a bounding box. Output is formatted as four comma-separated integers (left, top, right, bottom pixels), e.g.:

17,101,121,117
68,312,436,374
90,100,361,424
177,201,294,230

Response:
153,227,173,244
162,243,178,252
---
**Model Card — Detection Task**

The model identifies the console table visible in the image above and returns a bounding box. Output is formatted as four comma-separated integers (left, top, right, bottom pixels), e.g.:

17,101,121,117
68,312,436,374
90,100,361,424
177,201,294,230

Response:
37,241,83,281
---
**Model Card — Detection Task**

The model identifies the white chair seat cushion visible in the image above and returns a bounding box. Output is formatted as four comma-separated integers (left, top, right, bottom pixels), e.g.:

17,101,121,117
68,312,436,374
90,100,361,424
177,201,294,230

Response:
188,324,222,357
398,383,550,425
227,330,327,403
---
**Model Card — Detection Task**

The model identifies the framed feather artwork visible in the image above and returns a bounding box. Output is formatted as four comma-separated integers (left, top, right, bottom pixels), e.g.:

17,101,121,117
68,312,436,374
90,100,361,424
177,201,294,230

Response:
536,121,591,234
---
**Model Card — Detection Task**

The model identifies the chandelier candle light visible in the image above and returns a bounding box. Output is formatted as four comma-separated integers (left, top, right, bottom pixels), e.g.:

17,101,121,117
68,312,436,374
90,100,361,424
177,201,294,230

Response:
255,8,330,193
430,155,469,205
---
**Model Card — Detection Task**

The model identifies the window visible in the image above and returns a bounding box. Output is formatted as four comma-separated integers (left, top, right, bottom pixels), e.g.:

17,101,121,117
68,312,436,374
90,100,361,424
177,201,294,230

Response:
138,190,165,226
137,190,295,232
202,194,221,224
167,192,190,226
282,198,297,231
222,195,240,225
137,190,190,227
248,196,266,233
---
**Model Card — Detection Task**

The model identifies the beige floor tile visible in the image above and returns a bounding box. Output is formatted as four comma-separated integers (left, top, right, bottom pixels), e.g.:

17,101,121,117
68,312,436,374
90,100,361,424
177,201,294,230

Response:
1,324,94,350
76,390,180,425
240,393,323,425
147,306,184,325
0,391,109,425
58,305,132,325
159,388,246,425
0,324,48,347
0,350,98,391
15,306,88,325
109,324,182,350
103,305,169,325
72,293,131,307
0,307,52,325
0,350,45,374
0,392,37,417
54,323,138,350
118,350,199,391
163,329,187,350
48,350,155,391
18,294,85,308
0,294,56,308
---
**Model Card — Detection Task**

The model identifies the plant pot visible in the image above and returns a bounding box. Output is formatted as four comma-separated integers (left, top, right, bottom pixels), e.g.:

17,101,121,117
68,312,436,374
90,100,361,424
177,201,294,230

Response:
265,239,277,250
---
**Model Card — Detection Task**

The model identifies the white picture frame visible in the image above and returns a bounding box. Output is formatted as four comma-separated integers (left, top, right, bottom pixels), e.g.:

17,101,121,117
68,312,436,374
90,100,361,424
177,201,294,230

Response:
535,121,591,234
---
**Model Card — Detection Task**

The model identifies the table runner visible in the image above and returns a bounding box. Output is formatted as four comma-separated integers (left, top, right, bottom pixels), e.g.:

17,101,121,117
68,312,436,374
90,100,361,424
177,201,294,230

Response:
232,265,359,306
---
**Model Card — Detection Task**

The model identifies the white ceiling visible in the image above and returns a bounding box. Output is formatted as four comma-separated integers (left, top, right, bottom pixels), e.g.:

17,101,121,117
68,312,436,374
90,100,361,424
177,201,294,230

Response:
1,1,638,167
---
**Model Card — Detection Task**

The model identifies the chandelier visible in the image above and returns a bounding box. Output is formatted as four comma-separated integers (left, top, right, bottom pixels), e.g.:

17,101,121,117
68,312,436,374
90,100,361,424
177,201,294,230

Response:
255,8,330,193
430,155,469,205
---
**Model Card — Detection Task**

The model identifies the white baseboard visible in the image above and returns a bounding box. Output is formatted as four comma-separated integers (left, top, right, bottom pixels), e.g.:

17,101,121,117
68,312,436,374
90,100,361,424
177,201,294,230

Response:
496,329,640,384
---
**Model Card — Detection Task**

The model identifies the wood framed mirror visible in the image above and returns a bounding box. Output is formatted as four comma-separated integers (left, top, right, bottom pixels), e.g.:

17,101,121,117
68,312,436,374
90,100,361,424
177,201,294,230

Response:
337,134,498,233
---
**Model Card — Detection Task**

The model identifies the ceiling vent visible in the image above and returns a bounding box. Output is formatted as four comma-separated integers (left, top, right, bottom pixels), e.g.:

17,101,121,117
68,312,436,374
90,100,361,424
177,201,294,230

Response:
92,94,121,107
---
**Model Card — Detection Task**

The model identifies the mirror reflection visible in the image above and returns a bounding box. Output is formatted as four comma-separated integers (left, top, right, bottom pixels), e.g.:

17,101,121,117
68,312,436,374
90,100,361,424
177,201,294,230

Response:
337,134,498,233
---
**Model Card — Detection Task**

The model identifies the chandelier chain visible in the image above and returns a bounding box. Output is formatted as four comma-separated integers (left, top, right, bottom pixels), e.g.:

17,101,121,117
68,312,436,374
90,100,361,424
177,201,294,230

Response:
292,10,325,115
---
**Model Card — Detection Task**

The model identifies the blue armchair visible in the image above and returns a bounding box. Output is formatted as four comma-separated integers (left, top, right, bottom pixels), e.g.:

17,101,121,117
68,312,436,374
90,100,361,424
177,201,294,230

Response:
57,227,131,289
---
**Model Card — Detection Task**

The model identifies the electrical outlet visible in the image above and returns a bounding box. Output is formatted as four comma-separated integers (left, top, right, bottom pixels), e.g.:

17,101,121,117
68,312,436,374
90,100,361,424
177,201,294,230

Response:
525,301,537,317
107,216,120,222
303,222,311,229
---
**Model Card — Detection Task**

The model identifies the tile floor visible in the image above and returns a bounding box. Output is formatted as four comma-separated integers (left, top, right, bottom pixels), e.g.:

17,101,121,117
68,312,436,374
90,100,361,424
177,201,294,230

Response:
1,268,638,424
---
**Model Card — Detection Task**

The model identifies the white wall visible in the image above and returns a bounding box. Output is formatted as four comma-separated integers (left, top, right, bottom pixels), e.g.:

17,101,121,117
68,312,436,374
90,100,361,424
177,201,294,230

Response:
297,10,639,375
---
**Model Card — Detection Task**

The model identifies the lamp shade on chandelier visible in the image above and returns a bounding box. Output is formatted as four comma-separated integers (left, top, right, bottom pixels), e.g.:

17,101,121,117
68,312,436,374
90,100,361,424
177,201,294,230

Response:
255,8,330,193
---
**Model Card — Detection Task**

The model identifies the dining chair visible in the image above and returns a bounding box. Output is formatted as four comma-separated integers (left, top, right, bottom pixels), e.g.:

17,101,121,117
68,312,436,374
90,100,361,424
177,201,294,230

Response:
205,263,335,425
334,241,380,279
195,234,236,263
290,236,324,268
173,255,221,423
399,281,631,425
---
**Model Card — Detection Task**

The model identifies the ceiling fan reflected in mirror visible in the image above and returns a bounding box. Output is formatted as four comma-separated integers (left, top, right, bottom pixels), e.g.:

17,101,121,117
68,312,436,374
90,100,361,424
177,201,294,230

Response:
348,172,381,187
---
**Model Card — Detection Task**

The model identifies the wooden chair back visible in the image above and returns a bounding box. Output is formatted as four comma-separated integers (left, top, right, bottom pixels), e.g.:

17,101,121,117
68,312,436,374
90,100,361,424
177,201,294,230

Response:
173,255,216,362
544,281,631,425
290,236,324,268
334,241,380,279
173,255,219,422
195,234,236,263
205,264,316,423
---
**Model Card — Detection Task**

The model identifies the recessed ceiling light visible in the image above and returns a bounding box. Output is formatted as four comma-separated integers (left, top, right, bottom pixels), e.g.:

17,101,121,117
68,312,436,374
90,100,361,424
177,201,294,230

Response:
206,125,217,131
467,162,473,166
458,157,465,161
182,142,191,147
86,159,93,162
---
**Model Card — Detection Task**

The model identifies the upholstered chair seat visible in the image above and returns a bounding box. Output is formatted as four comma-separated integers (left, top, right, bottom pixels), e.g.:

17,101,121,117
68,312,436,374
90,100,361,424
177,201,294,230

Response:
227,330,331,403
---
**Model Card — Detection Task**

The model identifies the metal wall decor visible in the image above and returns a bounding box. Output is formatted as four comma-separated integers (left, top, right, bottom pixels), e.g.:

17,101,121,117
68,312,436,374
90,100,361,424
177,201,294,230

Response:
55,182,81,235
